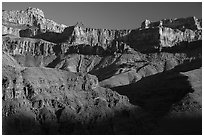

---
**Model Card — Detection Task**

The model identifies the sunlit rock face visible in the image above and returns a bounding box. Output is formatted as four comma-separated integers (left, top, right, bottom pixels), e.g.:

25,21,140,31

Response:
141,16,202,30
2,7,67,37
126,17,202,52
3,7,201,54
68,22,131,47
2,7,202,135
2,36,56,56
66,17,202,53
2,25,21,37
2,35,58,67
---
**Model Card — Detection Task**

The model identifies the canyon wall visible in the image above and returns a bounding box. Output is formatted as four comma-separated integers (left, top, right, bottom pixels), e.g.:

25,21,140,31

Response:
126,17,202,52
3,8,202,54
2,7,202,135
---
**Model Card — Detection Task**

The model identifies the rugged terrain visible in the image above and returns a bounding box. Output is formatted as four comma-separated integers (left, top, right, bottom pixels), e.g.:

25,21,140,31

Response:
2,7,202,135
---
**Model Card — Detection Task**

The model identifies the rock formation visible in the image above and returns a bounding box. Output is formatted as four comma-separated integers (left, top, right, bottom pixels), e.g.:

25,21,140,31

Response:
2,7,202,135
126,16,202,52
2,7,67,33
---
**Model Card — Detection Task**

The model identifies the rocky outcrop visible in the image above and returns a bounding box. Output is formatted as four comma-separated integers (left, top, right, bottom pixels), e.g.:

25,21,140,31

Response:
2,35,58,67
34,22,132,54
63,17,202,53
2,7,67,37
67,22,131,46
2,36,56,56
141,16,202,30
97,39,201,88
2,25,21,37
62,17,202,53
3,7,132,54
126,17,202,52
2,57,145,134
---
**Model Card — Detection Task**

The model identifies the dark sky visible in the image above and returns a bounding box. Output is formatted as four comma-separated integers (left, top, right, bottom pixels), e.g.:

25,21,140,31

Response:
2,2,202,29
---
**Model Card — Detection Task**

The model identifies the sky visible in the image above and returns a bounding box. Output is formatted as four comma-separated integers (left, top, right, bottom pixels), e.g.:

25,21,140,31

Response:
2,2,202,29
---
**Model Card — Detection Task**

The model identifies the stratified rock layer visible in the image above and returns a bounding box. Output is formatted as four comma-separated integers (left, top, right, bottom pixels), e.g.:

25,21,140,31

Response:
2,7,202,135
2,7,67,34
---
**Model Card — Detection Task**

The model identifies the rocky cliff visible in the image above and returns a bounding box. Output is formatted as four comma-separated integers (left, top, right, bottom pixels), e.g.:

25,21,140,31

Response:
2,7,67,33
3,8,202,54
126,16,202,52
2,7,202,135
141,16,202,30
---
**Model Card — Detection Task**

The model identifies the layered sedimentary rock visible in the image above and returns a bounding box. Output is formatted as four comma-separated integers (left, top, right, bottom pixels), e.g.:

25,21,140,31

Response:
3,8,201,54
67,22,131,46
96,40,202,88
141,16,202,30
2,35,58,67
2,36,56,56
2,7,202,135
126,17,202,52
67,17,202,53
2,7,67,37
34,22,132,54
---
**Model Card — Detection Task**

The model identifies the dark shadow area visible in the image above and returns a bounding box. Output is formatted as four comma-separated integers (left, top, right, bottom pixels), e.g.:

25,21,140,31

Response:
46,56,61,68
2,107,156,135
173,58,202,72
89,63,119,81
31,26,75,44
115,27,202,54
139,40,202,54
151,112,202,135
141,40,202,54
3,99,201,135
110,59,202,134
112,72,192,115
64,44,116,57
2,58,202,135
53,44,63,55
161,40,202,53
89,58,145,82
46,44,112,69
89,54,123,81
2,34,17,37
111,59,201,115
115,28,161,53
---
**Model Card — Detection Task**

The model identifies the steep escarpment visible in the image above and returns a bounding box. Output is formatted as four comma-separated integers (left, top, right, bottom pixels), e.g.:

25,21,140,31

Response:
125,17,202,52
2,7,67,34
3,8,201,54
141,17,202,30
3,7,131,54
2,35,58,67
2,7,202,135
26,22,132,54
